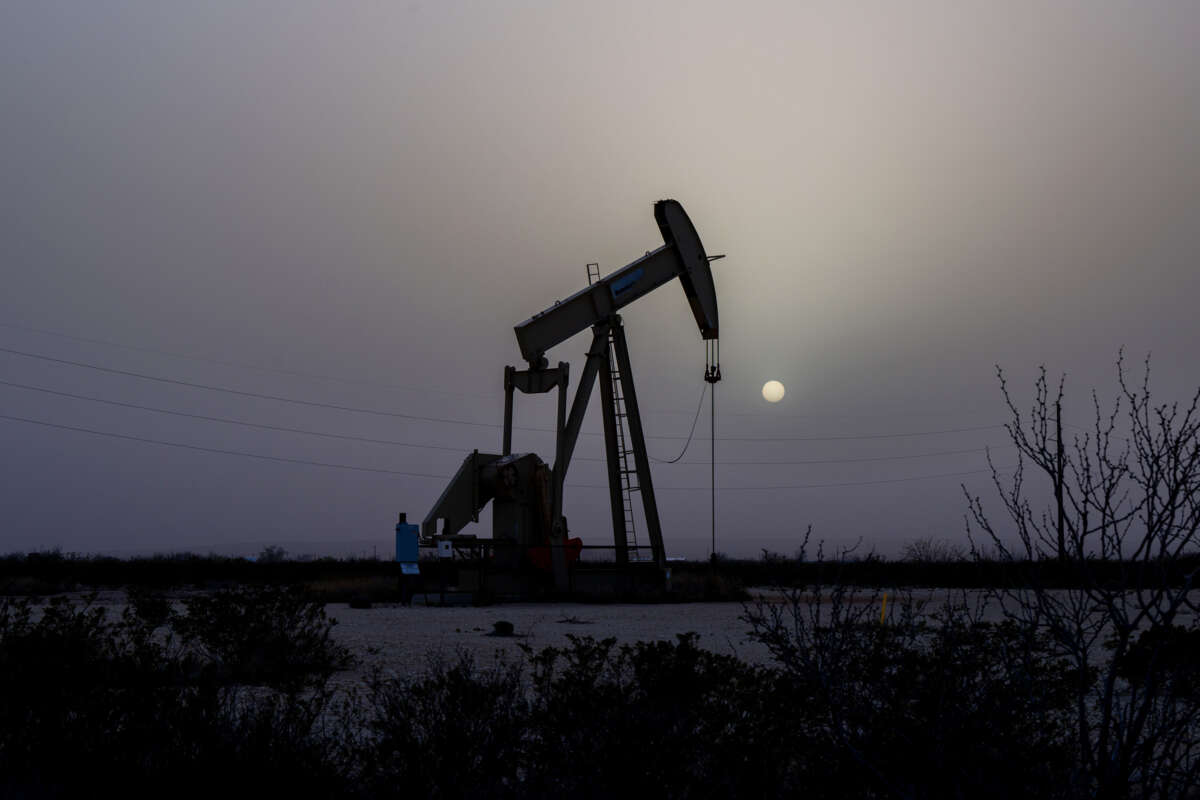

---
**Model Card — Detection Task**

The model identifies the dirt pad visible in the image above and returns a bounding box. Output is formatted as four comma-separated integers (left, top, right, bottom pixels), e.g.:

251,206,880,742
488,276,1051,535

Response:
326,600,774,687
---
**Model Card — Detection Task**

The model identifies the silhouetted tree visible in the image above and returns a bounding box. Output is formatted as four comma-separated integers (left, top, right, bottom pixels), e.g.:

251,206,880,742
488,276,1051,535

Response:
742,533,1075,799
965,352,1200,798
900,536,967,563
258,544,288,563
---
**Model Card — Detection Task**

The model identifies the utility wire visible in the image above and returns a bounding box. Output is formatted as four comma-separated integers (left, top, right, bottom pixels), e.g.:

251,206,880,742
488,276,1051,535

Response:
649,383,707,463
0,345,523,431
0,379,469,453
0,321,494,400
705,424,1005,442
2,328,1012,432
0,414,451,478
665,445,1014,466
0,345,1006,442
0,379,1010,465
3,320,992,423
571,465,1016,491
2,414,1010,491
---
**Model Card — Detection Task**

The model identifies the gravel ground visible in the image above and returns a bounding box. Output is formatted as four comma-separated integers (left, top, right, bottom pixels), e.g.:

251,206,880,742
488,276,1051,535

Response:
41,586,1198,693
324,600,774,688
322,587,998,687
30,590,782,688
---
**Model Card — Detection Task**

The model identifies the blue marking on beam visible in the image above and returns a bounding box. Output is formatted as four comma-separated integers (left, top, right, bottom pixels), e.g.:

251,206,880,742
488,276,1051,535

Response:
610,268,644,299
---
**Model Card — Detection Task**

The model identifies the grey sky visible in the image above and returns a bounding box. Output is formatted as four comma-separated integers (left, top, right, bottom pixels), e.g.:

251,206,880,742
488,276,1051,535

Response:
2,1,1198,558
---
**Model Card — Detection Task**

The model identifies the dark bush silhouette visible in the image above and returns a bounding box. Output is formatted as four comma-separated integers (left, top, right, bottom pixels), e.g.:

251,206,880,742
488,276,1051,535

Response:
0,584,1177,798
743,591,1078,798
1114,625,1200,698
172,584,352,692
353,633,807,799
966,354,1200,797
353,650,530,798
0,590,352,798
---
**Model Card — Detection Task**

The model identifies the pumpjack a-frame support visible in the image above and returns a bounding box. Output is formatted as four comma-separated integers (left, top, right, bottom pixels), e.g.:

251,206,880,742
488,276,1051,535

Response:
503,315,665,569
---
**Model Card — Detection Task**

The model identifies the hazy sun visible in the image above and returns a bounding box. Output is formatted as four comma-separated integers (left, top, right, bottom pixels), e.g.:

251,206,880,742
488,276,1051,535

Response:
762,380,785,403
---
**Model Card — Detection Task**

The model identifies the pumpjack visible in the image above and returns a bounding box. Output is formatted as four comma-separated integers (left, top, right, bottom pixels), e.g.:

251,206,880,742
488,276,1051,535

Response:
418,199,722,593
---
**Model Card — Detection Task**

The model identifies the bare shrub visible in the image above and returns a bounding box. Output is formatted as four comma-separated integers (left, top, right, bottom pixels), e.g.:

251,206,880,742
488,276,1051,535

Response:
900,536,967,563
172,584,352,692
257,544,289,563
0,593,350,797
965,353,1200,798
742,533,1076,798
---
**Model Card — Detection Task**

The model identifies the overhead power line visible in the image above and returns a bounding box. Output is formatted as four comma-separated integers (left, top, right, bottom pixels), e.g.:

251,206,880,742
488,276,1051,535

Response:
1,346,1005,442
0,345,525,429
0,413,450,478
1,378,1010,466
0,379,469,453
0,321,496,400
704,424,1005,442
3,320,1008,425
611,465,1015,491
1,413,1010,491
663,445,1014,466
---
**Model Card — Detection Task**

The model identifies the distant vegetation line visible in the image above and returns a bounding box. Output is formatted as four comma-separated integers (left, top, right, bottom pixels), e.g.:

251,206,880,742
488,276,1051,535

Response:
4,550,1198,595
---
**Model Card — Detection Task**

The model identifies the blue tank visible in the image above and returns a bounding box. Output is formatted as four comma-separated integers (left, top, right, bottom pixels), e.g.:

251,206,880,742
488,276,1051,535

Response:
395,513,419,563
